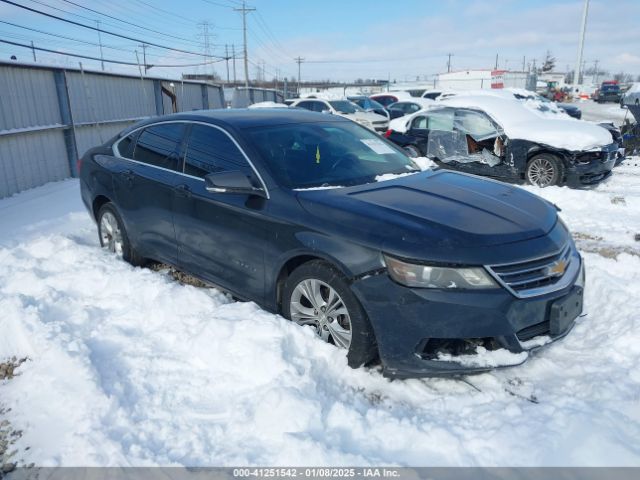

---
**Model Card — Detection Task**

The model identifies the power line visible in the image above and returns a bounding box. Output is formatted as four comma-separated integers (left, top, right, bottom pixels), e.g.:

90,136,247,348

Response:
253,11,291,58
0,38,227,67
30,0,215,47
201,0,241,9
58,0,208,45
0,0,225,58
0,20,136,53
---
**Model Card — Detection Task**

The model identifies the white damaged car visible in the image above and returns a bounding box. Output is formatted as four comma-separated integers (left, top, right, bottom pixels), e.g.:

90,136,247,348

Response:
384,95,618,187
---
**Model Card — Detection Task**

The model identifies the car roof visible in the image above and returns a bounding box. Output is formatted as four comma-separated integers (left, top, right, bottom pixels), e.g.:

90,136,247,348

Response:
120,108,349,136
392,98,435,107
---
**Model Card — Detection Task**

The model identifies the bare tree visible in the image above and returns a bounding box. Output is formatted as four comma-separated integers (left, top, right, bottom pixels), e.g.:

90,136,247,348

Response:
613,71,634,83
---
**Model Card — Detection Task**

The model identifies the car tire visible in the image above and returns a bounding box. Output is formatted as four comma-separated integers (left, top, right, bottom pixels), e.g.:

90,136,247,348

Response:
283,260,378,368
97,203,144,266
403,144,422,158
526,154,564,187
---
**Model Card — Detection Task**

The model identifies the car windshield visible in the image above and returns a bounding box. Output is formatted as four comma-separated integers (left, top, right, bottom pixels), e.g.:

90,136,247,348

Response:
367,98,385,110
329,100,363,114
245,121,419,189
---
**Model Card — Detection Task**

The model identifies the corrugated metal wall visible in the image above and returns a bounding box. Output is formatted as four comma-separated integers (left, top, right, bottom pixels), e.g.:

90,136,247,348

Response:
230,87,284,108
0,62,236,199
66,71,156,123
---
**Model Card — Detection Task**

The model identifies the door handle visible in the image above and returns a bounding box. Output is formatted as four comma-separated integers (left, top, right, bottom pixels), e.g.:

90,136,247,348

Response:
174,184,192,198
119,169,135,185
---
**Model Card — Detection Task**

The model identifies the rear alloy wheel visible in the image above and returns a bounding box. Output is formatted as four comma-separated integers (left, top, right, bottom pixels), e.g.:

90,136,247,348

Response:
526,154,564,187
403,144,422,158
97,203,144,266
283,261,378,368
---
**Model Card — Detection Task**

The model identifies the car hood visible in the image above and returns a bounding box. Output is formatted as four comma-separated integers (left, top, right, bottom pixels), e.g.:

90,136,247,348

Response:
297,171,558,259
506,118,612,151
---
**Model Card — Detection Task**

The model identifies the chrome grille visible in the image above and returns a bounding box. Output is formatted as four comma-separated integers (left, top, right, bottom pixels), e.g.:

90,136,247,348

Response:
487,243,574,298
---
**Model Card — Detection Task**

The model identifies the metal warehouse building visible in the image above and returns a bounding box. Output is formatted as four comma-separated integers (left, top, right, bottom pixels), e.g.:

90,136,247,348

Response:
0,61,283,199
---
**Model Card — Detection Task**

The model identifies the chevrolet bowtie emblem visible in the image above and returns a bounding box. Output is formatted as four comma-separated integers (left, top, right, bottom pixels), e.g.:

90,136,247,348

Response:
546,259,567,277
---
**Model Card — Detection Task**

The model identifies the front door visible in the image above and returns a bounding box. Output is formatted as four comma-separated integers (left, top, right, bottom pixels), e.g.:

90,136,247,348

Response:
173,123,268,303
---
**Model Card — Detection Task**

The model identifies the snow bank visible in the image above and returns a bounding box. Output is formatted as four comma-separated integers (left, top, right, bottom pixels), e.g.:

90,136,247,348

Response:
1,161,640,467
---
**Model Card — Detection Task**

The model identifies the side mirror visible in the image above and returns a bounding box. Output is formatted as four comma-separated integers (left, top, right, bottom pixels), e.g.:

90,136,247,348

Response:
205,171,267,198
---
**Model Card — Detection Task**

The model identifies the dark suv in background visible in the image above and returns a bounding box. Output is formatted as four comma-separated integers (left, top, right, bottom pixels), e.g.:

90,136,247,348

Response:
594,82,622,103
80,109,584,377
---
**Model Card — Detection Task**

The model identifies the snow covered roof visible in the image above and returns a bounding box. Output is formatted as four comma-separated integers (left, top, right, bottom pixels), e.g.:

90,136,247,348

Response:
247,101,289,109
439,95,612,150
394,98,436,108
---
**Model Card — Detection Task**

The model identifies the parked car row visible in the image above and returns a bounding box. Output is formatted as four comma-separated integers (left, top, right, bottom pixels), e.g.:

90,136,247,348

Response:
80,108,586,378
288,97,390,133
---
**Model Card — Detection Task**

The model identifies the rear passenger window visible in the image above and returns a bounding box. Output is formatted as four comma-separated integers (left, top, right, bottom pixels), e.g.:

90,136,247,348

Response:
133,123,186,171
412,116,428,129
296,101,314,111
183,125,251,178
116,133,136,157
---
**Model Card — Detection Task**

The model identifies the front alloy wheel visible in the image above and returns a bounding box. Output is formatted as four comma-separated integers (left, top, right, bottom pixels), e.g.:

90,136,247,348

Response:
290,279,352,348
526,154,563,187
283,261,378,368
403,144,421,158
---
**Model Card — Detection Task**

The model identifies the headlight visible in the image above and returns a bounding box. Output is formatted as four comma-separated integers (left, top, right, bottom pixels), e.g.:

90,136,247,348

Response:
384,255,498,289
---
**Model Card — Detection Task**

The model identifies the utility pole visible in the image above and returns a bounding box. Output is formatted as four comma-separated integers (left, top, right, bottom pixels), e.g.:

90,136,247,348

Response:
295,56,304,93
446,53,453,73
139,43,148,73
30,40,36,62
522,56,526,72
96,20,104,71
225,44,230,83
234,1,255,88
198,21,215,79
573,0,590,91
232,44,237,84
494,53,499,70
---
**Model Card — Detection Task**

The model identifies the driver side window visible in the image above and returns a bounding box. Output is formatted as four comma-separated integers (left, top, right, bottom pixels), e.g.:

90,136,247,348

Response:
454,110,499,139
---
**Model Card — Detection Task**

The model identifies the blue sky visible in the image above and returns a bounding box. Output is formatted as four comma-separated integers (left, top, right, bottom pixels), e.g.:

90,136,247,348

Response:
0,0,638,81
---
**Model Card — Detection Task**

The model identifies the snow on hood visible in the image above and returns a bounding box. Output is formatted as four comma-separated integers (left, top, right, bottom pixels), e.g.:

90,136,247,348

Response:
439,95,613,151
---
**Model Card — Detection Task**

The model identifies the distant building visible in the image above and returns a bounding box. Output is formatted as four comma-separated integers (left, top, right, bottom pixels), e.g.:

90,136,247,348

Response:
436,69,530,90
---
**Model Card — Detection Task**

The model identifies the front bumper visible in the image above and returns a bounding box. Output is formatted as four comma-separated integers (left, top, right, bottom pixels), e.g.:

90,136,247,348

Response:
565,153,616,187
351,259,585,378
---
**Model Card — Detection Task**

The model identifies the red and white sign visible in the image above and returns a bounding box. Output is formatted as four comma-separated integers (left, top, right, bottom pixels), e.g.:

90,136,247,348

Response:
491,69,506,89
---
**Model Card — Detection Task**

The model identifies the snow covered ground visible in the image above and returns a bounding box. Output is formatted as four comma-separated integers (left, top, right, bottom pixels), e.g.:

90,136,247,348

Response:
1,159,640,467
578,99,632,126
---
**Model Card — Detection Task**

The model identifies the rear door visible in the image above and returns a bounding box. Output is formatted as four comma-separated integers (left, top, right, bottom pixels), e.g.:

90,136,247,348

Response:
172,123,268,302
112,122,186,265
